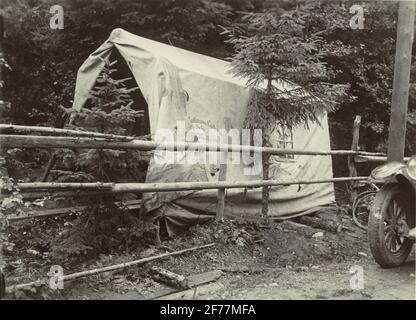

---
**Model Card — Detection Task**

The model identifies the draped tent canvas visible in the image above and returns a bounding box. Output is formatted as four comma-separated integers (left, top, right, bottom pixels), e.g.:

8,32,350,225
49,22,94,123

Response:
72,28,335,235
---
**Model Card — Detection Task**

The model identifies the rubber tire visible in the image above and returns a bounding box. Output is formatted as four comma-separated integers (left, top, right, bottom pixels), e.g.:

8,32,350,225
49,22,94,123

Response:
368,184,414,268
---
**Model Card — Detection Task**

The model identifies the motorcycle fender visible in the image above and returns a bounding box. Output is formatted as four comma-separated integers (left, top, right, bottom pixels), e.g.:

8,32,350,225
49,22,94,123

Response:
396,174,416,226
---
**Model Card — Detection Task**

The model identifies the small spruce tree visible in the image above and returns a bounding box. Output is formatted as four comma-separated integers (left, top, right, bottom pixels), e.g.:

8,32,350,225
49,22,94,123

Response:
53,58,153,258
225,4,349,220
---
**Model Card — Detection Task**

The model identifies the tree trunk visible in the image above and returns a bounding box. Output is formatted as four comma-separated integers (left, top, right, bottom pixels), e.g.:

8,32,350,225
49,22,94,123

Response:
261,143,271,222
261,72,273,223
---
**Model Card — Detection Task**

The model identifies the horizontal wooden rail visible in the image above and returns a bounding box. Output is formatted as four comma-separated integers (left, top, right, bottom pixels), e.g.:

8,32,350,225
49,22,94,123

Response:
19,190,123,199
8,206,85,221
16,181,114,191
354,155,411,163
0,134,386,157
8,199,143,221
13,177,370,194
0,124,310,146
0,124,137,141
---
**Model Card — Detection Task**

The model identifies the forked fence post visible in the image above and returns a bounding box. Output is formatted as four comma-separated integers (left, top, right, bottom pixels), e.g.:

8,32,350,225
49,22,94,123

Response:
216,118,231,221
348,115,361,204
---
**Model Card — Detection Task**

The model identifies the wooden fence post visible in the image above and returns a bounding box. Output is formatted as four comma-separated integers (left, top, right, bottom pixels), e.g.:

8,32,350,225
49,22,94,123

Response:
387,1,415,162
0,15,8,180
0,14,7,300
0,14,4,105
41,153,58,182
348,115,361,204
216,118,231,221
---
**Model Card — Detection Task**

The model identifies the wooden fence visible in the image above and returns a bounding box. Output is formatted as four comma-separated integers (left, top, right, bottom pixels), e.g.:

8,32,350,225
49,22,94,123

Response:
0,122,403,294
0,122,390,221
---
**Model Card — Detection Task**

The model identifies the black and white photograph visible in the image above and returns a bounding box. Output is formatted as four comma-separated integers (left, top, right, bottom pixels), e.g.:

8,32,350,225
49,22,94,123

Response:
0,0,415,304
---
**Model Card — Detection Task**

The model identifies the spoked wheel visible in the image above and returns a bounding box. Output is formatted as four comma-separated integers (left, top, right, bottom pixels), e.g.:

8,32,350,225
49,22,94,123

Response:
352,189,378,230
368,184,414,268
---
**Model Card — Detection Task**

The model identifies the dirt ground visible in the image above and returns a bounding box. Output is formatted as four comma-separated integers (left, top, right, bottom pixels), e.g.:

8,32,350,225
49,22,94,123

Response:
226,259,416,300
3,207,415,300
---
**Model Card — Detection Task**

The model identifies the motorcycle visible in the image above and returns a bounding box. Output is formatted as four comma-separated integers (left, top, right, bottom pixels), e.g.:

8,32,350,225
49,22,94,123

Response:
368,155,416,268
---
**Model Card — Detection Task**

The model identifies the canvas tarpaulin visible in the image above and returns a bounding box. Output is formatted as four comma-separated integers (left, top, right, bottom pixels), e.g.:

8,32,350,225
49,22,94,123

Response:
72,28,335,235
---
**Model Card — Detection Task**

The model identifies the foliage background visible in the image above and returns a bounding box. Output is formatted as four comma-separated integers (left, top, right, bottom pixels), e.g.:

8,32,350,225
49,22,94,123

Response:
1,0,415,172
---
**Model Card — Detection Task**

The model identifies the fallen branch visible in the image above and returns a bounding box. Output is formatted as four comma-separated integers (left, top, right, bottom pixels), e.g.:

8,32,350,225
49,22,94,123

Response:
150,270,223,299
275,220,319,237
5,243,215,293
151,267,189,289
296,215,343,233
220,267,274,274
158,282,224,300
